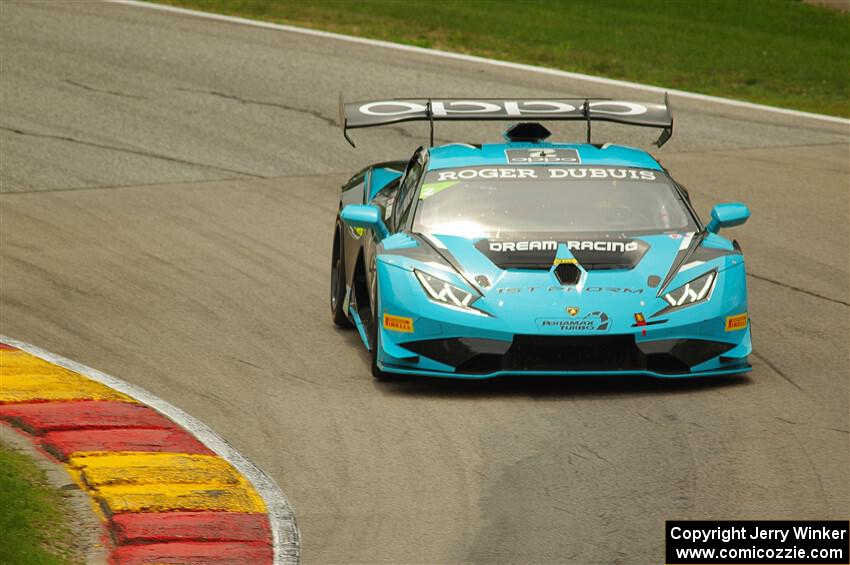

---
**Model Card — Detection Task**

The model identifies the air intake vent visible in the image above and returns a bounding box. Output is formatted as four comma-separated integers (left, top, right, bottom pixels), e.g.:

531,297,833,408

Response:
554,263,581,285
503,122,551,142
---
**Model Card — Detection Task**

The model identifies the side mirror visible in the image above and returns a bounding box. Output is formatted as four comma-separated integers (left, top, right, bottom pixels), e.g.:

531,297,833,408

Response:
340,204,388,239
706,203,750,234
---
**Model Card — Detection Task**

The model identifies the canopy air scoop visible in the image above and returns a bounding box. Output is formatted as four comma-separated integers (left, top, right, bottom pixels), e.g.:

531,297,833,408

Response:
503,122,552,143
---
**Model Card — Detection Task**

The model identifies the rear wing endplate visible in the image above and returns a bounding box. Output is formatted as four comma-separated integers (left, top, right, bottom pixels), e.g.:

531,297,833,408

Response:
339,94,673,148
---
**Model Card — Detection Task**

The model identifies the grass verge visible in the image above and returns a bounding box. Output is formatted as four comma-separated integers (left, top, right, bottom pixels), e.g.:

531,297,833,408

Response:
0,441,77,565
155,0,849,117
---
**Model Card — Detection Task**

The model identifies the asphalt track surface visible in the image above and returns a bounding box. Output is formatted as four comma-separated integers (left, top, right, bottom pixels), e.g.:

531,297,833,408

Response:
1,2,848,563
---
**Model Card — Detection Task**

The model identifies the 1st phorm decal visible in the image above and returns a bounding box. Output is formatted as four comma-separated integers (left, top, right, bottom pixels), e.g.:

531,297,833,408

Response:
498,286,644,294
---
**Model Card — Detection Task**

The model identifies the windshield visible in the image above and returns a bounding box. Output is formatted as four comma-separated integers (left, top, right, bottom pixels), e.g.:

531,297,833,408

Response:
413,165,697,237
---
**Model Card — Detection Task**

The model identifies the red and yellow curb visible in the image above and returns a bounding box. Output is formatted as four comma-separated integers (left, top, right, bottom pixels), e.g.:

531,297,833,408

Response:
0,342,275,564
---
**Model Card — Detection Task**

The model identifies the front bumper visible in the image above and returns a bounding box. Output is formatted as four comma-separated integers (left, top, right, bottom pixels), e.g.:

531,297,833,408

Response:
375,260,752,379
379,364,752,380
381,331,752,379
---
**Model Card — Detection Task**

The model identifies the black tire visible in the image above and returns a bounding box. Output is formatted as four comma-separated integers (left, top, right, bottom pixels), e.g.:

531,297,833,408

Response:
330,223,353,328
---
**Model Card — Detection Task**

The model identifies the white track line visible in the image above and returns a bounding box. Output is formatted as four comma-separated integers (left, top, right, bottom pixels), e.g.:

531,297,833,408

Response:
1,335,300,565
107,0,849,126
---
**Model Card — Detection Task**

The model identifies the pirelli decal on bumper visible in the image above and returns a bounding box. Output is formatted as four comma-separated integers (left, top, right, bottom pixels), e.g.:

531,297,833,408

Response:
725,313,748,332
383,313,414,333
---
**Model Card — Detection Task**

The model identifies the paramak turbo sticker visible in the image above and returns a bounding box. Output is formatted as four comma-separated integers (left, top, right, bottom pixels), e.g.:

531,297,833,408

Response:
537,311,610,332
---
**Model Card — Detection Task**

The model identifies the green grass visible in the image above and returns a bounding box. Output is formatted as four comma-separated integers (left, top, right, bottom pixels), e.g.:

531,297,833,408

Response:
156,0,850,117
0,442,77,565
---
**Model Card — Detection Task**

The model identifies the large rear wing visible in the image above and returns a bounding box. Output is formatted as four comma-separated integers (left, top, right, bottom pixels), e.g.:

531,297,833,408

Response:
339,94,673,148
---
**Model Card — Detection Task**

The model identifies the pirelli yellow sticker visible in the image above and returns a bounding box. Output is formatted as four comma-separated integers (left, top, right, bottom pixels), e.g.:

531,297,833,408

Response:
725,313,748,332
383,313,414,333
553,258,578,265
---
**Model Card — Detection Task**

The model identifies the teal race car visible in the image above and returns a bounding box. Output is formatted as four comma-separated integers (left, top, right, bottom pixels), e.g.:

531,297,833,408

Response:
331,97,751,380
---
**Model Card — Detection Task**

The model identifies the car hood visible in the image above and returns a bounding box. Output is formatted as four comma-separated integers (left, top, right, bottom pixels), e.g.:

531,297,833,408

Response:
380,230,739,323
434,232,683,285
432,232,706,322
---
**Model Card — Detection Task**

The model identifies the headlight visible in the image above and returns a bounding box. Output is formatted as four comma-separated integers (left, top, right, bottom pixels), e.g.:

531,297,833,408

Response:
414,269,486,314
662,270,717,310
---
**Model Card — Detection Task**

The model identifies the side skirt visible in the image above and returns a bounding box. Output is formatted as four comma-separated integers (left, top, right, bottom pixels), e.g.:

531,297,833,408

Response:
348,304,371,351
